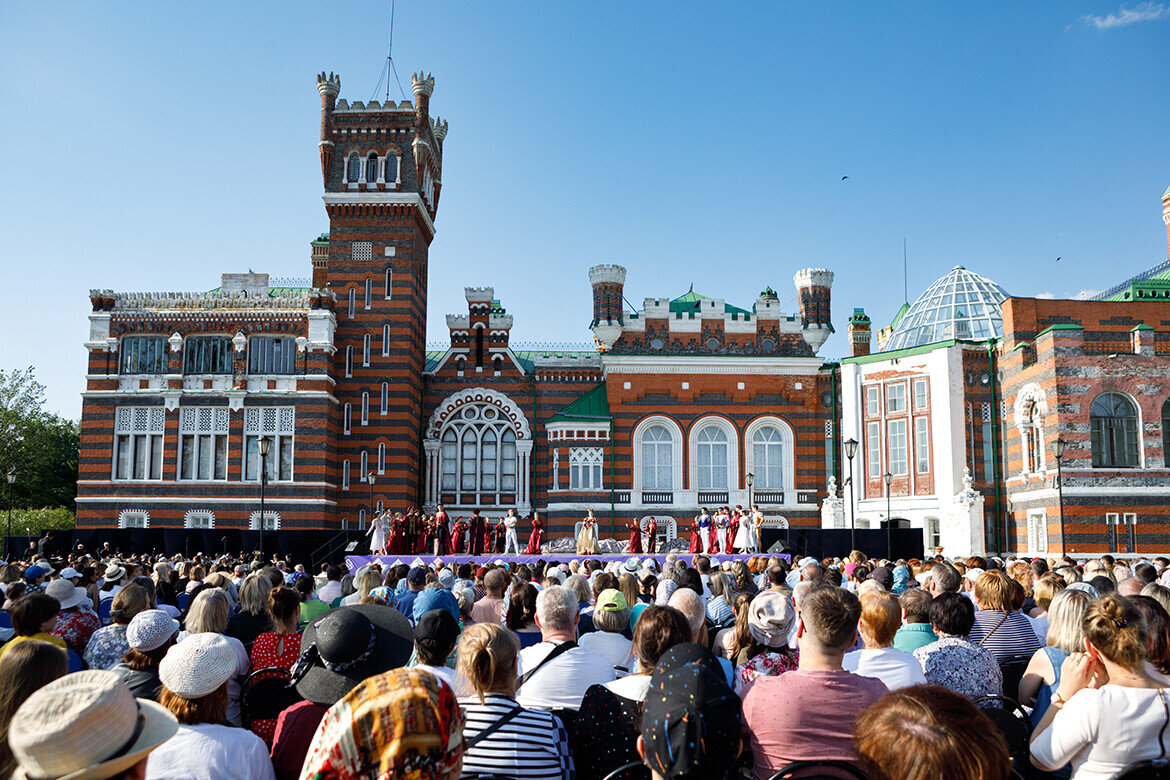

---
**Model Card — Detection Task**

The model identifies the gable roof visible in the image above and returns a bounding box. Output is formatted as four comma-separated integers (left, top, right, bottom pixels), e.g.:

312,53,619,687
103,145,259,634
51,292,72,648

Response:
669,290,751,317
547,383,611,424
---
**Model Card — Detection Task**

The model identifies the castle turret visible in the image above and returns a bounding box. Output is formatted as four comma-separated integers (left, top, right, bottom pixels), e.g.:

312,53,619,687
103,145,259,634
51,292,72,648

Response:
310,234,329,289
848,308,871,357
589,265,626,350
316,72,340,186
793,268,834,351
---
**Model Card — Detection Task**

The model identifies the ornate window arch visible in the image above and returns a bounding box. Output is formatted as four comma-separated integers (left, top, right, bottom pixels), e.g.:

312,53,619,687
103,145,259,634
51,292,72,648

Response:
1014,383,1049,474
365,152,380,183
633,416,683,493
118,509,149,529
183,510,214,529
744,416,795,491
688,415,739,492
1090,392,1140,468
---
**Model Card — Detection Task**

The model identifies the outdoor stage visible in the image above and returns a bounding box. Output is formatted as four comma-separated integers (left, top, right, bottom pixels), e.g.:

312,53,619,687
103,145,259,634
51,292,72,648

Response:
345,551,789,573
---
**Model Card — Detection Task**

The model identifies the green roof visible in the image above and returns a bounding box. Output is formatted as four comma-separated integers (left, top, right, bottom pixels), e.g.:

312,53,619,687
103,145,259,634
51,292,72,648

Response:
547,383,611,423
670,290,751,317
886,301,910,331
1093,260,1170,302
843,336,998,365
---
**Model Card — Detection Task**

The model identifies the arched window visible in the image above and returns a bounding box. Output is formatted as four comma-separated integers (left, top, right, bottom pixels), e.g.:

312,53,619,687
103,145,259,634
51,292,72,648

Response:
343,402,352,435
436,403,520,504
384,268,392,299
345,346,353,377
382,324,390,356
752,427,785,489
1025,403,1045,472
366,153,379,183
342,459,350,490
348,288,355,318
362,334,371,366
1090,392,1139,468
364,279,372,309
360,450,368,480
385,154,398,183
641,425,674,490
695,426,729,489
361,392,369,425
380,382,388,415
378,442,386,473
346,154,360,183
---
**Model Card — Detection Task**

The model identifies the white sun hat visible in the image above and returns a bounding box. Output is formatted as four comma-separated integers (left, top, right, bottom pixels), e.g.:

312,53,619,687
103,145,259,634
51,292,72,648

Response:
45,578,89,611
8,670,177,780
159,633,236,699
126,610,180,652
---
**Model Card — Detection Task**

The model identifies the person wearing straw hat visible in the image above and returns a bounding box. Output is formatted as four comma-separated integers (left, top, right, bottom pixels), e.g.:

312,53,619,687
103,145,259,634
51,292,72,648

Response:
111,610,180,701
47,577,101,655
100,564,128,601
147,633,275,780
7,670,178,780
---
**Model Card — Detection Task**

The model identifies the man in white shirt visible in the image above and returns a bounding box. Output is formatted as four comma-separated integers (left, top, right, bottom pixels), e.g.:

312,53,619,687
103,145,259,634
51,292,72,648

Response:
502,509,520,555
316,565,344,605
516,585,615,711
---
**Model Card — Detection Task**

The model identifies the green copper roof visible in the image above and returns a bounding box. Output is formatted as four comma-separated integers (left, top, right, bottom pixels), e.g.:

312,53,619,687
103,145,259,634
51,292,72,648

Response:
849,308,871,325
670,290,751,317
547,383,611,423
887,301,910,331
1092,261,1170,302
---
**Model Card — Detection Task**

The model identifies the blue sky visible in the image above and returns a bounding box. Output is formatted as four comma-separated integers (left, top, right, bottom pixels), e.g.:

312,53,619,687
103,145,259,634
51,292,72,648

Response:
2,2,1168,418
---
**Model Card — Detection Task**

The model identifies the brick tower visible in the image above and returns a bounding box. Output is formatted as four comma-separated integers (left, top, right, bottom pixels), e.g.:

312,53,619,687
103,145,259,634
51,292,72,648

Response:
317,71,447,518
848,308,871,357
794,268,834,350
588,265,626,350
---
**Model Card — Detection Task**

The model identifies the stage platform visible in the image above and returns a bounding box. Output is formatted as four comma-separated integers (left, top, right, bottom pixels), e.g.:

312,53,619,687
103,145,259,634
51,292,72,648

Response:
345,551,788,573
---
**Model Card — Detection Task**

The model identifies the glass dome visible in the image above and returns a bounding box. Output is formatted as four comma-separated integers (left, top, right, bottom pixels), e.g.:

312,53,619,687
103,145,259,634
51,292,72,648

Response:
884,266,1008,351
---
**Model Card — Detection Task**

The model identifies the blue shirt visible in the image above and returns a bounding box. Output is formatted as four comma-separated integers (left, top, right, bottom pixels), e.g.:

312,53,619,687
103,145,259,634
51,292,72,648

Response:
396,590,419,622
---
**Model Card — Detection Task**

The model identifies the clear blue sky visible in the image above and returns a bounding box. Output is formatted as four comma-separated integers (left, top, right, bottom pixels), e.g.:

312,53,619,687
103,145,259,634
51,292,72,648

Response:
3,2,1168,419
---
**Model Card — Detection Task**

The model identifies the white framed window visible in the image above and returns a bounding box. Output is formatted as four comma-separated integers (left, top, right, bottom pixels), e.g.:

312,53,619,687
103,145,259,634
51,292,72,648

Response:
360,450,368,481
915,416,930,474
888,419,908,476
1108,512,1138,553
361,392,369,425
249,511,280,530
358,509,367,529
184,511,214,529
866,421,881,478
243,406,295,482
886,383,906,414
382,324,390,356
751,427,784,489
378,442,386,473
345,346,353,377
569,447,604,490
865,386,880,416
913,379,928,409
384,268,392,299
1027,511,1049,554
348,288,355,319
437,403,519,503
380,383,388,415
179,407,229,481
925,517,941,550
114,407,165,481
376,499,384,513
694,423,731,490
342,460,350,490
118,510,149,529
364,279,372,309
120,336,167,374
363,335,371,366
641,425,674,490
344,403,352,435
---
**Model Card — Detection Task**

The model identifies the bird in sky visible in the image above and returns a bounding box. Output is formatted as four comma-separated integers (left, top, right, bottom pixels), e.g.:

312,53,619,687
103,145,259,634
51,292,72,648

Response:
841,176,849,180
1056,257,1061,262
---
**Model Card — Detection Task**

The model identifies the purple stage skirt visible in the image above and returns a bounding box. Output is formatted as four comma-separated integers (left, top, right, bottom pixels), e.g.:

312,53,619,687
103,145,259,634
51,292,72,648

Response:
345,551,788,573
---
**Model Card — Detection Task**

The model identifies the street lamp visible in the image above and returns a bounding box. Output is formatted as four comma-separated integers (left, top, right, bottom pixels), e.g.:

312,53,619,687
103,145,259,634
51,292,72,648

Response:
257,436,271,562
745,472,754,511
367,472,377,529
843,438,859,554
883,472,893,562
5,468,15,561
1054,437,1067,555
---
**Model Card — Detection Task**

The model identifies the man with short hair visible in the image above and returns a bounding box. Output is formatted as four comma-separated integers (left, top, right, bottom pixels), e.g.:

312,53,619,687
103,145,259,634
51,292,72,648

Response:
470,569,507,625
395,567,427,621
892,587,938,653
316,565,344,605
927,562,961,597
516,585,615,712
742,586,887,779
667,588,735,685
766,564,791,595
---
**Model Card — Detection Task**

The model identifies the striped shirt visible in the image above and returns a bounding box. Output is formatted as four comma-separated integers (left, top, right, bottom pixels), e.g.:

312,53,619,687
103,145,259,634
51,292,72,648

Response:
968,610,1044,662
459,694,575,780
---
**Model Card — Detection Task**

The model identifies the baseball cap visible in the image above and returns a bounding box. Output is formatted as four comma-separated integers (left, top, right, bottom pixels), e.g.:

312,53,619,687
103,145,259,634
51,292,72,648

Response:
595,588,628,612
23,565,49,581
59,567,82,580
407,567,427,587
412,588,459,624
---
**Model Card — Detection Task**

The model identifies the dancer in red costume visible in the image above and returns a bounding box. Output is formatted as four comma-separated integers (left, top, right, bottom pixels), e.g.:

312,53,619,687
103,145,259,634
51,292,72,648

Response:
416,516,430,557
450,516,469,554
525,512,544,555
625,519,643,554
480,513,495,556
468,510,486,556
688,519,702,554
645,517,658,553
431,506,449,556
493,519,506,554
707,517,720,555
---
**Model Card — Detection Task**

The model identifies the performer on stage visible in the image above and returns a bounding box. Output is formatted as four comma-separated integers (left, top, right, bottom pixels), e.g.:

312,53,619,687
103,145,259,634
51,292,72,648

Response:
751,505,765,554
432,505,450,556
714,507,729,555
450,516,469,554
387,513,404,554
365,510,387,554
468,509,486,556
688,517,702,554
576,510,598,555
482,515,497,556
492,518,506,554
645,517,658,554
524,512,545,555
625,518,643,554
416,512,431,557
697,508,712,554
732,505,752,553
503,509,521,555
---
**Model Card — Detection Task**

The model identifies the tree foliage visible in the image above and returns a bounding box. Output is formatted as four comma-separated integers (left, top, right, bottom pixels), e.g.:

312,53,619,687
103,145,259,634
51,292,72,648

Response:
0,367,79,511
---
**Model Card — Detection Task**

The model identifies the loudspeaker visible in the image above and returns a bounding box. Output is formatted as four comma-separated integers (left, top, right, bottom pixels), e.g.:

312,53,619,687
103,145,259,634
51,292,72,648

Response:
767,540,793,554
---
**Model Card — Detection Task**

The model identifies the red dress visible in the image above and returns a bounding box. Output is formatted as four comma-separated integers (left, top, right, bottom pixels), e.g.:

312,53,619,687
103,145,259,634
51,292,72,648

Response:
626,521,643,554
646,520,658,553
248,631,302,745
708,522,721,554
450,520,468,554
469,515,485,555
689,522,702,554
525,517,544,554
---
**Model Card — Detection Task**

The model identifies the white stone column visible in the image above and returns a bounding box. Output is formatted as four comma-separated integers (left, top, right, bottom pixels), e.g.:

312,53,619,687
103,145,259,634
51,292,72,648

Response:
517,440,534,513
423,441,440,508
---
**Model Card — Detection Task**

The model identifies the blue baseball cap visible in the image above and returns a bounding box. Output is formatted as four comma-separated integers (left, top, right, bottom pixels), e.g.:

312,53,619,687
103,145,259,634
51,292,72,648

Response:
23,565,49,581
412,587,459,623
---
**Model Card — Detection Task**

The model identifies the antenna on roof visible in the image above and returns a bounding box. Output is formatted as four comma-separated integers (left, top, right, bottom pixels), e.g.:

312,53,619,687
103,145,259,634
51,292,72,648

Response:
688,283,693,293
903,238,908,303
371,0,407,103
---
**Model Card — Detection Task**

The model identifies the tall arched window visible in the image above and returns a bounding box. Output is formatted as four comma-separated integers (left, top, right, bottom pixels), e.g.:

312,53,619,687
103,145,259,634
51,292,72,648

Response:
437,403,520,504
364,279,372,309
362,334,371,366
384,268,392,299
361,392,369,425
345,346,353,377
380,382,388,415
360,450,368,480
1091,392,1139,468
382,324,390,356
385,154,398,183
342,459,350,490
366,153,379,183
695,426,729,489
343,403,352,435
752,427,785,489
347,288,355,318
346,154,360,183
641,425,674,490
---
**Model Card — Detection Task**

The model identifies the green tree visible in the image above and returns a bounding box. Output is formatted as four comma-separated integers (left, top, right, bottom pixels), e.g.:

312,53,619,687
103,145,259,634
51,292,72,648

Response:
0,367,79,511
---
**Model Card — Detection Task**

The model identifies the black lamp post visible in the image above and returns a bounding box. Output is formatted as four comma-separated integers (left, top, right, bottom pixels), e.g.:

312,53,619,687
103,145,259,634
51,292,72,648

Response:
1054,437,1067,555
5,468,15,561
746,472,754,511
883,472,893,562
844,438,859,553
257,436,271,562
367,473,376,528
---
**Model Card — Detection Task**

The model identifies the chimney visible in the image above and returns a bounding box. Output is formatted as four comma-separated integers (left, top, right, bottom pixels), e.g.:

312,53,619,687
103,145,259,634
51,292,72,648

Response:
848,308,872,357
311,234,329,289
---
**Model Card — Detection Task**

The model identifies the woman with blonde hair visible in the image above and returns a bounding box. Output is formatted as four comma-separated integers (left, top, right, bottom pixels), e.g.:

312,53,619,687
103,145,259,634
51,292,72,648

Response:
713,591,753,661
343,567,382,607
227,573,273,649
183,588,251,725
1018,588,1091,726
84,581,151,670
1032,595,1170,778
844,590,927,690
968,570,1043,663
456,623,573,779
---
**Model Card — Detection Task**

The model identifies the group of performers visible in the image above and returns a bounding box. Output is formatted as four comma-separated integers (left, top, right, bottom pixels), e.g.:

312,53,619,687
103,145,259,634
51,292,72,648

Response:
688,505,765,555
366,505,547,556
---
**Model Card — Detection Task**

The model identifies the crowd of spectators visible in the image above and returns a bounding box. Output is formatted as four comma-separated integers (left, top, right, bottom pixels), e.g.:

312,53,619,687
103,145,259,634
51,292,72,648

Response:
3,541,1170,779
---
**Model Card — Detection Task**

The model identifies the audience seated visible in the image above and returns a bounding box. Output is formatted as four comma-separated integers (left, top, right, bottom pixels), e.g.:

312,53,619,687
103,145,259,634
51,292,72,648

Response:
111,609,180,701
914,591,1002,700
577,588,635,675
843,590,927,690
413,608,469,696
1019,589,1091,726
85,583,151,670
0,592,66,659
667,587,735,684
892,588,937,653
470,569,508,625
733,590,799,694
969,570,1044,662
505,582,543,647
0,639,69,778
45,577,100,655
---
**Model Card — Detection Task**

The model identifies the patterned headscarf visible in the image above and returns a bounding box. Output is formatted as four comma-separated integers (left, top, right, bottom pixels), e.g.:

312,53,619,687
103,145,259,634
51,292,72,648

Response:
366,586,396,607
892,566,912,594
300,668,463,780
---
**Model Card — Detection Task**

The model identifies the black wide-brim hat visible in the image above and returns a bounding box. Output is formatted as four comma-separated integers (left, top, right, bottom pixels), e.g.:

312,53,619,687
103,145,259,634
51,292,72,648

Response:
295,604,414,706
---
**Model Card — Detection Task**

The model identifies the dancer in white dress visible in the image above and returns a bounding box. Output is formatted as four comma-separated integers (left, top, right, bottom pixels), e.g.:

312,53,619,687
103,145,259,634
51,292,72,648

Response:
576,510,599,555
715,508,730,554
366,511,388,554
732,507,753,552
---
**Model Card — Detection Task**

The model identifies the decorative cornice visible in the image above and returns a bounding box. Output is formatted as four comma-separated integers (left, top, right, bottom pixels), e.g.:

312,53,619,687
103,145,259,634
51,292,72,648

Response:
321,192,436,237
600,355,825,375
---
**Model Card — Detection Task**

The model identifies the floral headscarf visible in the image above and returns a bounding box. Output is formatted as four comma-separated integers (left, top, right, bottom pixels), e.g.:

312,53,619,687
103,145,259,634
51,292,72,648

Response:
367,586,396,607
892,566,912,594
301,668,462,780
